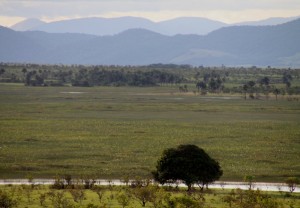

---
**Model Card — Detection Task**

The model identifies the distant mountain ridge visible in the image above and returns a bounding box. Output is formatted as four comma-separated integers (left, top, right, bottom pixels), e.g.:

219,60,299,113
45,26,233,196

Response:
234,16,300,26
11,18,46,31
11,16,227,36
10,16,299,36
1,18,300,67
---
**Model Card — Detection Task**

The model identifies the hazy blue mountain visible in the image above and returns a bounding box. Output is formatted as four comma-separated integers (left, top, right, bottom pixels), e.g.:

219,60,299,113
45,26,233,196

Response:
22,31,97,50
40,29,185,65
30,17,155,36
11,18,46,31
234,16,299,26
11,16,298,36
20,16,227,36
152,17,227,35
1,18,300,66
0,26,44,62
196,18,300,66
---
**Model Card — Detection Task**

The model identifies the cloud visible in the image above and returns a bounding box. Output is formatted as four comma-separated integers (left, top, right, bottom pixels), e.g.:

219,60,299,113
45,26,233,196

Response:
0,16,25,27
2,0,300,17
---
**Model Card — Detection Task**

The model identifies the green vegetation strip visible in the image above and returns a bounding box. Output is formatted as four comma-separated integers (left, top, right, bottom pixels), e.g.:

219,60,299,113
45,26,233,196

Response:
0,184,300,208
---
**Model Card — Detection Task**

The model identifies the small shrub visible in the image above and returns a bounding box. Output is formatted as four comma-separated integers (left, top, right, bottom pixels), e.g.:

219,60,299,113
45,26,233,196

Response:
69,189,85,204
52,175,65,189
0,190,18,208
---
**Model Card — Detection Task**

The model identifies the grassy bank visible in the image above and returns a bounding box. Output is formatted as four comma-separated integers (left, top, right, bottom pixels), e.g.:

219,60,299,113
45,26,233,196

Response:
0,184,299,208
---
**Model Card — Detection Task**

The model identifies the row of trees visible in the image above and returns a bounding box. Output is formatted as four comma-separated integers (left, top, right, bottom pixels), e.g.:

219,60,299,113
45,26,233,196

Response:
19,68,183,87
71,69,183,87
0,63,299,95
240,75,297,100
195,72,225,93
192,72,299,97
2,182,291,208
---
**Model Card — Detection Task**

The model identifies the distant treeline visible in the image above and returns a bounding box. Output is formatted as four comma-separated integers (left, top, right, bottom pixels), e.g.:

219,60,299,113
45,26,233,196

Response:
72,68,183,87
0,64,184,87
0,63,300,96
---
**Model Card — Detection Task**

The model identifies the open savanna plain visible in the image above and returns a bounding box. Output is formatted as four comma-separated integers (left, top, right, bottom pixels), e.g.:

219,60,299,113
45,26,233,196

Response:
0,84,299,182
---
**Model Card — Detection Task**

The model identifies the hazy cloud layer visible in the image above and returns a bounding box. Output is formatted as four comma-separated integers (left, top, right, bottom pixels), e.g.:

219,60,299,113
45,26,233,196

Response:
1,0,300,26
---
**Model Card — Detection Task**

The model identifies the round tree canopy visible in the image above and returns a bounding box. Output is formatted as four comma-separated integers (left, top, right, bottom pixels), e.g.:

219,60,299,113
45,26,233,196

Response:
152,144,222,190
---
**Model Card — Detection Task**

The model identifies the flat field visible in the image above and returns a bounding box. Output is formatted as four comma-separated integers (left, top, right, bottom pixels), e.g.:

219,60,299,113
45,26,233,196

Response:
0,84,299,181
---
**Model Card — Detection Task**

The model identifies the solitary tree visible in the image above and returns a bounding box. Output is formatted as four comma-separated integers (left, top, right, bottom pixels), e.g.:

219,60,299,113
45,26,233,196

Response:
117,191,131,208
131,186,154,207
152,144,222,192
244,175,255,190
285,177,299,193
259,77,271,99
259,76,270,87
196,81,207,94
283,73,292,88
0,68,5,76
273,88,280,101
242,81,256,100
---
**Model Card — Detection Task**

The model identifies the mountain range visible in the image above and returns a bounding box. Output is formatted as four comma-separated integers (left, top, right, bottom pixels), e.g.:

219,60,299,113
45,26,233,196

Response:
11,16,228,36
1,18,300,67
10,16,299,36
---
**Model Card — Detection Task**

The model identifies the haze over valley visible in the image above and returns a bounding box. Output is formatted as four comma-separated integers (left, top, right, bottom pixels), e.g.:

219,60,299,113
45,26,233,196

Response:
1,16,300,67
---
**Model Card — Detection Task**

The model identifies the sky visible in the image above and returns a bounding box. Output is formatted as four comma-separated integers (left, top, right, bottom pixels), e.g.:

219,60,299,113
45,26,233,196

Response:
0,0,300,27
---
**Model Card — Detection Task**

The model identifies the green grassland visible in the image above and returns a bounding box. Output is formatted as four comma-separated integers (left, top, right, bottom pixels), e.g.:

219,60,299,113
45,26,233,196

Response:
0,84,300,181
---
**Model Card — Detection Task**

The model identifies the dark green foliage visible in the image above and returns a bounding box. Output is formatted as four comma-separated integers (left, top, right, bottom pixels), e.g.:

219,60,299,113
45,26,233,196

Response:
1,63,300,95
242,80,257,99
52,175,67,190
273,88,280,100
152,144,222,191
71,68,181,87
0,190,18,208
64,174,72,186
0,68,5,76
196,81,207,92
283,72,293,88
84,179,96,189
259,76,270,86
197,71,224,93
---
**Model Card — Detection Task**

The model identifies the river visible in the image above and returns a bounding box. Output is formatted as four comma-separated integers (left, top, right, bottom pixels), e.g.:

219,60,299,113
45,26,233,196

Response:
0,179,299,193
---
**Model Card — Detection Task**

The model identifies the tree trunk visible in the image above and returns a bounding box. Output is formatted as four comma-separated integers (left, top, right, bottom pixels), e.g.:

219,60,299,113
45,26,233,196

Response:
187,184,192,194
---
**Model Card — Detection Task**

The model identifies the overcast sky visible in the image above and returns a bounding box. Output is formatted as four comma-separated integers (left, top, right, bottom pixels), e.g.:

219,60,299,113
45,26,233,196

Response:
1,0,300,26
